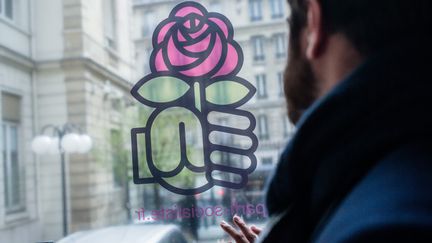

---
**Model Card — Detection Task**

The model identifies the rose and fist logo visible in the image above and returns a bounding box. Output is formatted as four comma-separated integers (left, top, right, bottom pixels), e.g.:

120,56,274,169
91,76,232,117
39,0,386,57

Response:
131,1,258,195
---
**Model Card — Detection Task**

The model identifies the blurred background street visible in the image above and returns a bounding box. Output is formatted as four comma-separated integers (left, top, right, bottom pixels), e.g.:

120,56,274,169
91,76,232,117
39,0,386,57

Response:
0,0,294,242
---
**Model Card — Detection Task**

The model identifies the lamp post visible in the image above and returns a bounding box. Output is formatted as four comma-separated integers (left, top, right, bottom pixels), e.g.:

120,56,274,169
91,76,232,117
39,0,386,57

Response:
31,124,93,237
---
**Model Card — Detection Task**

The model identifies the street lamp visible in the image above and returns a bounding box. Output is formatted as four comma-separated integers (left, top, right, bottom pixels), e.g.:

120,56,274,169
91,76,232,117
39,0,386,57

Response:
31,124,93,237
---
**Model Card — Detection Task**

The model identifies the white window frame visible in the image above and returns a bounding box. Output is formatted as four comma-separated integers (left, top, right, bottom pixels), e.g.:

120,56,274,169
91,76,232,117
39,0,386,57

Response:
283,115,294,137
2,121,25,214
104,0,117,49
275,33,287,59
257,115,269,140
256,74,267,99
278,72,284,97
252,36,265,62
142,11,156,38
249,0,262,22
270,0,284,19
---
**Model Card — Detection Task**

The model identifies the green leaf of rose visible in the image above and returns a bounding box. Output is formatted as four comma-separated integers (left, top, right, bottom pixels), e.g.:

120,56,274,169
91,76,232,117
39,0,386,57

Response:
205,81,251,105
137,76,190,103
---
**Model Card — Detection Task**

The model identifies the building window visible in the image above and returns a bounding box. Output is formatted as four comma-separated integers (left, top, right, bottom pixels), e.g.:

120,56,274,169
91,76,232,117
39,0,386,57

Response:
111,98,122,112
2,92,25,214
278,72,284,97
104,0,117,49
261,157,273,166
283,115,294,137
209,1,222,13
251,36,265,62
249,0,262,22
111,129,127,188
141,11,156,38
216,117,230,144
255,74,267,99
216,80,227,104
0,0,14,20
143,48,153,73
270,0,284,19
257,115,269,140
275,33,287,59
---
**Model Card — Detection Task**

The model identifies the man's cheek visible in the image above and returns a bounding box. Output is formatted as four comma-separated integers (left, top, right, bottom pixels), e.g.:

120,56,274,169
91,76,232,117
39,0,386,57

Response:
284,44,318,124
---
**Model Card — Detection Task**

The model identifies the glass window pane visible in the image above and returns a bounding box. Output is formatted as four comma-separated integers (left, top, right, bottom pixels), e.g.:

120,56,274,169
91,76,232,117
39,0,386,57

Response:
262,157,272,165
249,0,262,21
129,4,286,240
5,0,13,19
3,124,23,212
258,115,269,140
256,74,267,99
10,126,20,205
275,34,286,58
10,125,17,151
111,129,125,187
252,36,265,61
28,1,293,241
142,11,156,37
270,0,277,17
278,72,284,97
2,125,9,208
270,0,284,19
104,0,116,48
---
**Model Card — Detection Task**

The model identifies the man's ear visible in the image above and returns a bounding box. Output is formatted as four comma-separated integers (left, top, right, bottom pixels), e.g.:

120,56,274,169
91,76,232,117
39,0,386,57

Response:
305,0,324,60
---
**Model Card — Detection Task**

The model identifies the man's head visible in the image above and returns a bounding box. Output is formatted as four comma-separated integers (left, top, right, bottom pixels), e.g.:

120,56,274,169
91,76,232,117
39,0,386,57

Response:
284,0,432,124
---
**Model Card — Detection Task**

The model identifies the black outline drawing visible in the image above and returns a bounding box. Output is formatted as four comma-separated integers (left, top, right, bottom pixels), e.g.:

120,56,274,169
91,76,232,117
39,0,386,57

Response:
130,1,258,195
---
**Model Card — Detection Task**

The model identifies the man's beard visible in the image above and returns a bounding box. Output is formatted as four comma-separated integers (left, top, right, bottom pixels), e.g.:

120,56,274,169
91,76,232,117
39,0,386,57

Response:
284,32,318,125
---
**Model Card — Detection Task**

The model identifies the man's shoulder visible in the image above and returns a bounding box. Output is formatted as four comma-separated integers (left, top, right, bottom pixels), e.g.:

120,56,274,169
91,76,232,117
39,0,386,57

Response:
313,140,432,243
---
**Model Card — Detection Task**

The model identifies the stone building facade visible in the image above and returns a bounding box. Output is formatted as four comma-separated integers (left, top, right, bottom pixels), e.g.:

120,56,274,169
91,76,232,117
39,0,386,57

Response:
0,0,139,242
0,1,40,241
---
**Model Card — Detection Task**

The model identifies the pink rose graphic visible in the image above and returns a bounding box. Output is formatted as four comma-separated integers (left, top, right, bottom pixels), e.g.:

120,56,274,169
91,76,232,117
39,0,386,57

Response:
131,1,258,195
150,2,242,78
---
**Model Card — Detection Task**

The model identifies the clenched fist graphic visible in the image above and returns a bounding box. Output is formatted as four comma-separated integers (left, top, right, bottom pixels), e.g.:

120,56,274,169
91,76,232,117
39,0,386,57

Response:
131,1,258,195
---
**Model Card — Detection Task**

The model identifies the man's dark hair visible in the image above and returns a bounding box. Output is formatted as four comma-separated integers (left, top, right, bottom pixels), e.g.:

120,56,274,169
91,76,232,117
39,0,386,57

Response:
288,0,432,55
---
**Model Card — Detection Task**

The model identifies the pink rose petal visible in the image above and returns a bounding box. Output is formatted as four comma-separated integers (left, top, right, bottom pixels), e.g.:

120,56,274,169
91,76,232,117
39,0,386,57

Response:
184,34,211,53
178,30,187,42
209,17,229,38
175,6,204,17
190,24,209,39
180,35,223,77
213,44,239,77
167,37,198,66
184,20,191,29
155,49,169,71
157,22,175,44
152,5,241,78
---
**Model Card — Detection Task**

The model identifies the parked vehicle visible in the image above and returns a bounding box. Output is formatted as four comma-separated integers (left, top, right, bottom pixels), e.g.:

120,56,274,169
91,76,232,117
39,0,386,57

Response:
57,224,188,243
